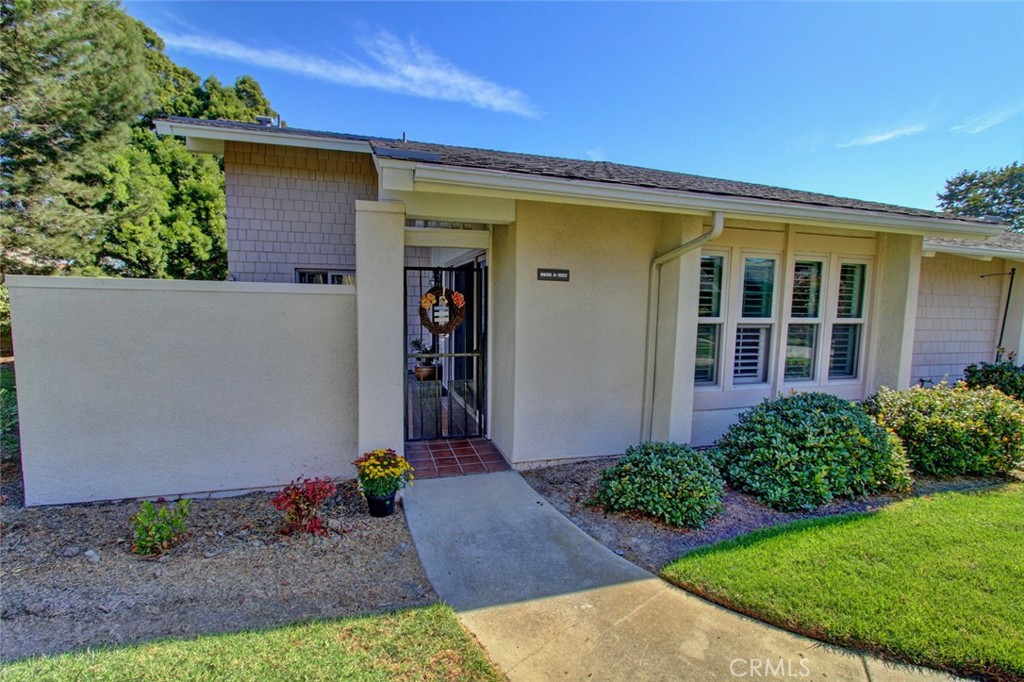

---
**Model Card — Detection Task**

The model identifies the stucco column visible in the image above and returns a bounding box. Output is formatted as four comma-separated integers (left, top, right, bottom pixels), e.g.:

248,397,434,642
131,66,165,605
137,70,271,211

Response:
355,200,407,455
649,215,705,443
867,233,922,392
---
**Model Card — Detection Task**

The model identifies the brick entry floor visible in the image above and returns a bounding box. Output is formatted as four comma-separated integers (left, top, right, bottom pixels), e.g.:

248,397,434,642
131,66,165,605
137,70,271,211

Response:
406,438,510,479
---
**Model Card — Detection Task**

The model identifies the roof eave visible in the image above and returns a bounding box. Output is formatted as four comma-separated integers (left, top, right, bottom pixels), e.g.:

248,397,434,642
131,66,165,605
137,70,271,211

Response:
402,163,1002,238
925,243,1024,261
154,119,373,155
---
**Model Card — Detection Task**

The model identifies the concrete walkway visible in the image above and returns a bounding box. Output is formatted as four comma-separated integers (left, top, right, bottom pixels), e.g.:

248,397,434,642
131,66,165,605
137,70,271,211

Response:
404,471,960,682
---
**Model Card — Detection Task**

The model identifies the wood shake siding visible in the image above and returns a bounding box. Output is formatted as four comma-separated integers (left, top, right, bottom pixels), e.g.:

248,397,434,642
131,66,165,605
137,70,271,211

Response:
224,141,378,282
911,253,1004,385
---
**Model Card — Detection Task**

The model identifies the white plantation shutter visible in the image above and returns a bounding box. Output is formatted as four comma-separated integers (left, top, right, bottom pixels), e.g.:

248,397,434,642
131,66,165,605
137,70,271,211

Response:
734,325,770,383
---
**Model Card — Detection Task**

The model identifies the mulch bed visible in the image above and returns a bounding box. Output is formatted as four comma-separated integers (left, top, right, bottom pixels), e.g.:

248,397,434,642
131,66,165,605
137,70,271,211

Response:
522,458,1006,573
0,466,434,661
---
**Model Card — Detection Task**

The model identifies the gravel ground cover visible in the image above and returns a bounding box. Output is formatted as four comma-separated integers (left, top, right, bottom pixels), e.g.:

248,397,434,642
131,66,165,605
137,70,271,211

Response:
522,457,1005,572
0,471,434,661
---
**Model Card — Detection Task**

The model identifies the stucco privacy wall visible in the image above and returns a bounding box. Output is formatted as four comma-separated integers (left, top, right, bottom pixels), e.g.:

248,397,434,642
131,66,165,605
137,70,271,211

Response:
911,253,1003,384
224,141,377,281
493,201,683,464
7,276,358,506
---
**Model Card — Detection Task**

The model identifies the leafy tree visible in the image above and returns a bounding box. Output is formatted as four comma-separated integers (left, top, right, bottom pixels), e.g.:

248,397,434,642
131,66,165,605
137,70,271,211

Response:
0,0,151,275
938,162,1024,231
91,19,273,281
95,128,226,280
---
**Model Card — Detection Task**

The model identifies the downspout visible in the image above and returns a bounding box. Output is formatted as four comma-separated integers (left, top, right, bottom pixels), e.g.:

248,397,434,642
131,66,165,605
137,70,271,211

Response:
640,211,725,441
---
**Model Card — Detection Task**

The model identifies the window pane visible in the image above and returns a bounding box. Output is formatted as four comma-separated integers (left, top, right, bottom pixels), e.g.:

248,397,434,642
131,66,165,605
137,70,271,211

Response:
330,273,356,285
785,323,817,380
829,324,861,379
837,263,866,318
695,324,719,385
734,325,771,383
791,261,822,318
698,256,723,318
741,258,775,318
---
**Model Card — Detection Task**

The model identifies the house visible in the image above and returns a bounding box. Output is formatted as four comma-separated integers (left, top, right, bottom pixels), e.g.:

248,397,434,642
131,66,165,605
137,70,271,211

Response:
7,116,1022,505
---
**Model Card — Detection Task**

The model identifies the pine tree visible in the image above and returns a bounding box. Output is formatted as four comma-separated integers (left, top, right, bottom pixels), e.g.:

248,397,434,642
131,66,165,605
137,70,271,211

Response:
0,0,151,274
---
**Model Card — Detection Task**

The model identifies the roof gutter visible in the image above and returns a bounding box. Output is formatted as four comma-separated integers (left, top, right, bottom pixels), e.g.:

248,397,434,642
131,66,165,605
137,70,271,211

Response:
640,211,725,441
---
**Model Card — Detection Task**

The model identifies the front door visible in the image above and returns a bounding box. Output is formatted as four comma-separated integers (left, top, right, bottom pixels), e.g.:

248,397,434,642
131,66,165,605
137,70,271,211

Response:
405,264,487,440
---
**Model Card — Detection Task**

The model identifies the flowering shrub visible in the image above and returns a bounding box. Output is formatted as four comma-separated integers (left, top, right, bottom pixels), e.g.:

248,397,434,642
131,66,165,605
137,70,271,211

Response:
963,357,1024,402
589,441,724,529
271,476,337,535
131,498,191,556
353,448,414,497
718,392,912,511
866,384,1024,477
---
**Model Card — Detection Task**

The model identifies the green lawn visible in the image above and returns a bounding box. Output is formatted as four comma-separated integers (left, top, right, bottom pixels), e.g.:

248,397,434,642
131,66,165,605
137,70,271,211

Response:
0,604,501,682
663,483,1024,680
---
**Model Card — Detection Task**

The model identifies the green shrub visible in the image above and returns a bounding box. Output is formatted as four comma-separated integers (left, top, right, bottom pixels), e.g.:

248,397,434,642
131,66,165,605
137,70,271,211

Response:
866,384,1024,477
589,441,724,529
963,358,1024,402
718,392,912,512
0,386,18,460
131,498,192,556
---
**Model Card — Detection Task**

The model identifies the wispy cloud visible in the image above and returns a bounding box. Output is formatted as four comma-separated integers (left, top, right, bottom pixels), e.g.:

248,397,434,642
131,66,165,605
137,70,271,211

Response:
586,147,607,162
161,30,539,118
951,103,1024,134
837,124,926,148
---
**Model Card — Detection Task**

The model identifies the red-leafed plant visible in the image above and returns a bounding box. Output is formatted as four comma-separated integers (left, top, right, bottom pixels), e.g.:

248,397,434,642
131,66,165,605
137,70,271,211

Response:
271,476,337,535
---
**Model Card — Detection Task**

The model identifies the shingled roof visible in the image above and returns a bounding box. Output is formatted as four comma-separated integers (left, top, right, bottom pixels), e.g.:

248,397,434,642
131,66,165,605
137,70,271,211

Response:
160,116,997,227
924,230,1024,257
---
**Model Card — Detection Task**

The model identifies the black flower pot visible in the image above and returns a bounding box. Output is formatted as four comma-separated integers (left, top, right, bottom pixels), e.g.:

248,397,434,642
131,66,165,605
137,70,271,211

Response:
365,493,397,517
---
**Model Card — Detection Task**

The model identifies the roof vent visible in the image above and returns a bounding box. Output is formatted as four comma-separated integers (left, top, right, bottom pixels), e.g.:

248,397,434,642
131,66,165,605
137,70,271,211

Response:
255,116,274,127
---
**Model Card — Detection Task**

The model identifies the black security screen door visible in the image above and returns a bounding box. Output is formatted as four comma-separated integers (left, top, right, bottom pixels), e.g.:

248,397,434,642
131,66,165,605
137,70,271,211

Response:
405,265,487,440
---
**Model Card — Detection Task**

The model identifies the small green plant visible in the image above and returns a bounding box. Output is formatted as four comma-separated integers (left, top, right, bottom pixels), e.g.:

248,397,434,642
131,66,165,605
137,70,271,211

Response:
866,384,1024,477
963,356,1024,402
271,476,337,535
0,386,18,460
131,498,192,556
589,441,724,529
410,338,437,366
717,392,912,512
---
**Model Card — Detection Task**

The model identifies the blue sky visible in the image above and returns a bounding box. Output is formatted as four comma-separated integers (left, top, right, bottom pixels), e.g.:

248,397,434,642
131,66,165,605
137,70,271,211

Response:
125,2,1023,210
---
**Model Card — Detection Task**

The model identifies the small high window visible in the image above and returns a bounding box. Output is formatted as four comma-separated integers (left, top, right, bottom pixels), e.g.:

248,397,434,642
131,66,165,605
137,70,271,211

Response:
296,269,355,285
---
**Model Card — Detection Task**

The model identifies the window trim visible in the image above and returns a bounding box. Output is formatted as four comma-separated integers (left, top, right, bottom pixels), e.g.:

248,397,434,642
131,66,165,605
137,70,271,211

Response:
695,251,729,387
823,257,870,384
724,251,781,391
295,268,356,285
694,244,873,407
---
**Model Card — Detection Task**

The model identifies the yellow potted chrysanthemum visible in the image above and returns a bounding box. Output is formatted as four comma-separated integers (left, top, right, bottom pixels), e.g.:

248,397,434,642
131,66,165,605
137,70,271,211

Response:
352,448,415,517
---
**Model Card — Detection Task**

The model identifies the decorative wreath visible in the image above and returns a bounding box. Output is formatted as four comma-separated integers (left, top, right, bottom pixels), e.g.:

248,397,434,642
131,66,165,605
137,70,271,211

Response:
419,286,466,336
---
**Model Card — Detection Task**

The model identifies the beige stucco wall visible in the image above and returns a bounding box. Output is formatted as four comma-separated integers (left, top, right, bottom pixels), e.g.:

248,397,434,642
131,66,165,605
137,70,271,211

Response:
224,142,377,282
492,201,681,464
911,253,1004,384
7,276,358,506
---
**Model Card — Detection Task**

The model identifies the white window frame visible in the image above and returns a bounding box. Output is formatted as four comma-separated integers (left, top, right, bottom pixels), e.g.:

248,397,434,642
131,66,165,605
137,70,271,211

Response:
295,268,356,285
724,250,780,391
780,257,828,384
695,250,729,386
695,245,872,408
823,257,870,385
